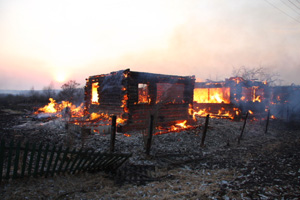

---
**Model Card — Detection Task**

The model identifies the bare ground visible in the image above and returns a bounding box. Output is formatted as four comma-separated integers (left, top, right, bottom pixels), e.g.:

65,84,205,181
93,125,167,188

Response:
0,109,299,199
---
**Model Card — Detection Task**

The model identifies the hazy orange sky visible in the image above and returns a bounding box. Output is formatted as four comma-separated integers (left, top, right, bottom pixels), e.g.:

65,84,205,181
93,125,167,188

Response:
0,0,300,90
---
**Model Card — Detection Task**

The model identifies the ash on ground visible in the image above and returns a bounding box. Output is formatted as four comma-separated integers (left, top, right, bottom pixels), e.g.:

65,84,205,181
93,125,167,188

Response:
1,109,299,199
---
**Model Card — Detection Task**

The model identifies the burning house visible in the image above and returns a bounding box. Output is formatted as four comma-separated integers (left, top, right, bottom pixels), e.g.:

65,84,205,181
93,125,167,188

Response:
193,77,269,119
269,85,300,123
84,69,195,132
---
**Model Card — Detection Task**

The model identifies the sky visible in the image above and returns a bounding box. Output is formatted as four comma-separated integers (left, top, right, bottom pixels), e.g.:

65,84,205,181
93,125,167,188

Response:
0,0,300,90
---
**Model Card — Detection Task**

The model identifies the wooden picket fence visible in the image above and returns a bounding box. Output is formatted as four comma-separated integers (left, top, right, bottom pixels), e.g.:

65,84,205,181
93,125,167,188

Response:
0,140,131,183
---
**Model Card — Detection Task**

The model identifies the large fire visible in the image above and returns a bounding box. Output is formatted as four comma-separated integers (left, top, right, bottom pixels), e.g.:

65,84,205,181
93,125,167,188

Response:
193,88,230,104
34,98,84,118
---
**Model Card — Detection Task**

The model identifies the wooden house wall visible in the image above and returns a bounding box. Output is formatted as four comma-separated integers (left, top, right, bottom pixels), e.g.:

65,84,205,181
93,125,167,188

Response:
85,70,195,132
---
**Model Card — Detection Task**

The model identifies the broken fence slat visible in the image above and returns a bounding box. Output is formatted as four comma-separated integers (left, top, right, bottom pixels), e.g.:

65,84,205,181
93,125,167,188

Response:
40,143,50,176
63,148,76,173
51,146,62,177
79,149,96,173
69,148,83,174
13,141,21,179
34,143,43,178
57,147,69,175
5,140,14,180
89,152,109,171
0,140,5,182
265,109,270,134
45,145,56,178
21,142,29,178
0,140,131,182
72,149,89,174
27,143,36,177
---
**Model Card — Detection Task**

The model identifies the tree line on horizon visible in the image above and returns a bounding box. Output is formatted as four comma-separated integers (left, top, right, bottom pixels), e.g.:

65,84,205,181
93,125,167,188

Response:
0,80,84,110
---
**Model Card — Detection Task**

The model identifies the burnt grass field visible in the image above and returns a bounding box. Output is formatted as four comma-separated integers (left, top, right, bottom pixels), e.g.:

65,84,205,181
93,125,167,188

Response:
0,106,300,200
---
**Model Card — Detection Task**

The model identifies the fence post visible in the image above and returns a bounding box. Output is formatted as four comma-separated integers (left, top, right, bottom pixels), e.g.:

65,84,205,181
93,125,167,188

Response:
146,115,154,155
110,115,117,153
201,114,210,147
265,109,270,134
238,111,249,144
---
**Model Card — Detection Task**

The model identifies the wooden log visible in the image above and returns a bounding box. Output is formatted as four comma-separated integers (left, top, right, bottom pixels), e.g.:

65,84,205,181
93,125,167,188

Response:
201,114,210,147
110,115,117,153
238,112,249,144
146,115,154,155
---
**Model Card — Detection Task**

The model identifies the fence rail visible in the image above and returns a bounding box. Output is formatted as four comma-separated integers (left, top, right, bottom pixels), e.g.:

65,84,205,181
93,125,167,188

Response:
0,140,131,182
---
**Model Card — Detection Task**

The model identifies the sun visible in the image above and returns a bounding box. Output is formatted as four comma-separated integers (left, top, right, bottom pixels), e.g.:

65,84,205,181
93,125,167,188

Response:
55,72,67,83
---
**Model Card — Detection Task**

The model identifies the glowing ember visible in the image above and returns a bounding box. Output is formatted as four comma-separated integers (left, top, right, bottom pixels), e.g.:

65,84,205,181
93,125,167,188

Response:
121,93,129,113
90,112,101,120
176,120,187,128
253,95,261,102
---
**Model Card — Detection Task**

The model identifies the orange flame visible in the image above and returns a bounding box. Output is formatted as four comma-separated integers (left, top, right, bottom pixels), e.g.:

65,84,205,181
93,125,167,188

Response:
193,88,230,104
35,98,84,118
91,82,100,104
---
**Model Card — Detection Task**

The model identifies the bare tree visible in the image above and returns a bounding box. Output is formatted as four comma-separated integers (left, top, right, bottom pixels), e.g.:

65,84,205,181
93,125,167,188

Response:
58,80,83,103
232,66,282,86
43,82,56,100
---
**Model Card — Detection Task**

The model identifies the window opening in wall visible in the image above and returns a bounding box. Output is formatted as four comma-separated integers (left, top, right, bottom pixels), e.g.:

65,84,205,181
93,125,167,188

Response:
156,83,184,104
92,82,100,104
138,83,150,104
